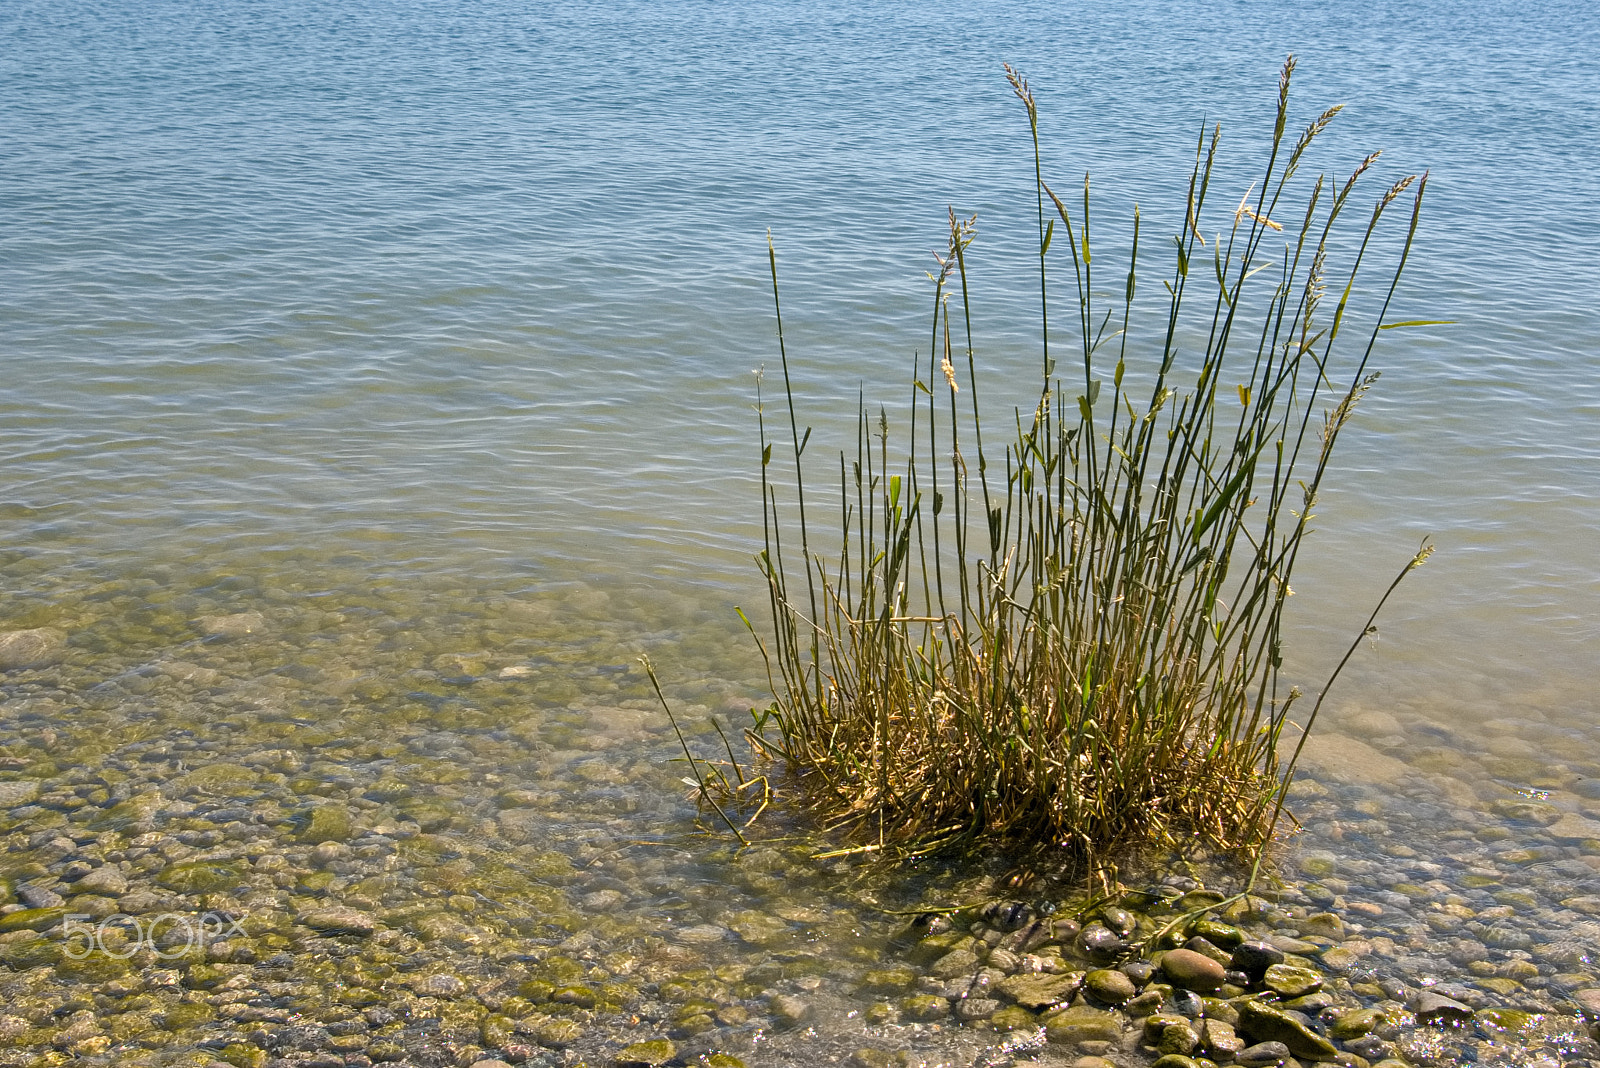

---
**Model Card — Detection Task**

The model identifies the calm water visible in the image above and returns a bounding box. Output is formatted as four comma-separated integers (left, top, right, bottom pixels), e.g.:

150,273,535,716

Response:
3,0,1600,1061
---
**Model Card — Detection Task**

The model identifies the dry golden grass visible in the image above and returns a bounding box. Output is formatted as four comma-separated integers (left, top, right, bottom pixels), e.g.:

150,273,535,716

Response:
739,56,1431,868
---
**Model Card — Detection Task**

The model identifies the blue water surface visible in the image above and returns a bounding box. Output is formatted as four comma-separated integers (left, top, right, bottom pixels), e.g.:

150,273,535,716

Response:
3,0,1598,708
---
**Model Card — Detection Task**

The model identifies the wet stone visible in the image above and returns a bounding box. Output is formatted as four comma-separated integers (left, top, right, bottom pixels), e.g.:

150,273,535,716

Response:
1121,960,1155,985
1050,917,1082,942
1319,946,1360,972
983,900,1038,931
1274,937,1325,960
768,993,812,1027
955,997,1000,1021
1570,987,1600,1023
1235,1040,1292,1067
1157,1020,1199,1055
0,781,43,806
859,966,917,993
1236,999,1337,1060
413,972,468,997
1263,963,1324,998
0,627,66,670
931,947,983,979
950,967,1005,998
0,907,65,933
300,907,376,936
988,1005,1038,1032
17,884,65,909
1124,990,1164,1017
900,994,950,1021
533,1018,583,1049
1085,968,1137,1004
1199,1018,1246,1060
1168,988,1204,1018
196,611,267,638
986,947,1021,973
1043,1005,1121,1044
1476,1007,1539,1035
1182,935,1232,966
908,931,973,964
68,865,128,896
1160,948,1226,992
1300,911,1345,939
1413,990,1473,1025
1100,905,1136,937
1143,1014,1191,1045
157,860,243,893
553,985,597,1008
1079,923,1124,962
1279,990,1334,1014
616,1039,676,1067
998,919,1053,954
1191,919,1245,949
997,971,1084,1010
1232,940,1286,978
299,804,354,843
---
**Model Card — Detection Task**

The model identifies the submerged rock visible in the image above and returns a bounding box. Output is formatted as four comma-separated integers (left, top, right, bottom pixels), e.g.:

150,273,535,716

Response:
300,907,376,936
1413,990,1473,1025
1160,948,1225,992
195,611,267,638
616,1039,675,1067
1236,999,1337,1060
997,971,1083,1010
0,627,66,670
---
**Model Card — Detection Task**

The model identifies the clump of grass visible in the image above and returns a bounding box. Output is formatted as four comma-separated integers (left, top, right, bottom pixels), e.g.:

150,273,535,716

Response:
744,57,1430,866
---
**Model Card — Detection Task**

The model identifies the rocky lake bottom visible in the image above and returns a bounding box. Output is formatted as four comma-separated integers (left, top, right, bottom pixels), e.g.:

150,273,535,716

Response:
3,554,1600,1068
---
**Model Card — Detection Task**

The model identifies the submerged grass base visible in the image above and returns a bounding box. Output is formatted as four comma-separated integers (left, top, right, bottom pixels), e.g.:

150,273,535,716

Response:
745,57,1429,868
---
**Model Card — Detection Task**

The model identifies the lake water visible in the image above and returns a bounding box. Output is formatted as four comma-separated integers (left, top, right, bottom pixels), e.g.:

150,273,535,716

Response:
3,1,1600,1065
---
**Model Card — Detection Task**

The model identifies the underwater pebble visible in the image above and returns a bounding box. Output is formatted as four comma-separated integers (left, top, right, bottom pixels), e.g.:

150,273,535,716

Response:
0,627,66,669
0,781,42,806
1161,948,1225,992
195,611,267,637
1413,989,1473,1024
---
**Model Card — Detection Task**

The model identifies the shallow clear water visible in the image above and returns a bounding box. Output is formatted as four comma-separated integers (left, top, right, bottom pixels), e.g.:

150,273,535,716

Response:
3,0,1600,1064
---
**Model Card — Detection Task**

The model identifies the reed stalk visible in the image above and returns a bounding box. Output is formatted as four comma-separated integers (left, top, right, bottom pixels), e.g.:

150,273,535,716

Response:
745,57,1429,865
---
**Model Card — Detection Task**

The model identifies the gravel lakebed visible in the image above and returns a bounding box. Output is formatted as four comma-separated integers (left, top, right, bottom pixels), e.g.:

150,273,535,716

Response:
3,560,1600,1068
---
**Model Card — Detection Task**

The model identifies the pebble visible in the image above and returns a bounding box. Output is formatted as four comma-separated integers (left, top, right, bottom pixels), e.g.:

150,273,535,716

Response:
1235,1040,1292,1067
195,611,267,638
1263,962,1324,998
996,971,1083,1009
68,865,128,896
16,884,66,909
1413,990,1474,1024
1043,1006,1121,1044
1160,948,1226,992
955,997,1000,1021
1236,999,1337,1060
1084,967,1136,1004
768,993,812,1027
616,1039,676,1067
0,627,66,669
412,972,468,997
1079,923,1125,961
300,906,376,936
0,781,43,806
931,948,983,979
2,559,1598,1068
